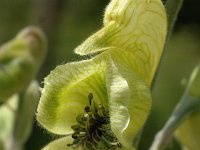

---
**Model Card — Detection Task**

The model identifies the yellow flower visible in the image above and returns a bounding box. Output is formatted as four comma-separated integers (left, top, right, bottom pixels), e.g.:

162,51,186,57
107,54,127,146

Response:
37,0,167,149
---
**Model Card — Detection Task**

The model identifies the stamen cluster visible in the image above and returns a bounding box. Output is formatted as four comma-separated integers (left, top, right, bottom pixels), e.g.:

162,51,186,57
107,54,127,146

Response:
67,93,122,149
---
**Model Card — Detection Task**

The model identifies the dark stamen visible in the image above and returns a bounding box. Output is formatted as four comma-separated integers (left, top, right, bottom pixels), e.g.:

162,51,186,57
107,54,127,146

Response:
67,93,122,149
88,93,93,105
84,106,90,112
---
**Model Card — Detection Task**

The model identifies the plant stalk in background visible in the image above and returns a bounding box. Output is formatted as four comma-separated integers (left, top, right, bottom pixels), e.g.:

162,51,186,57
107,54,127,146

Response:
150,63,200,150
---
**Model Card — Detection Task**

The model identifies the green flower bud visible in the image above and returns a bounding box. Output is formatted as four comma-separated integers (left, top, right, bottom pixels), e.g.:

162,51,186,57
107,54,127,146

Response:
0,26,47,102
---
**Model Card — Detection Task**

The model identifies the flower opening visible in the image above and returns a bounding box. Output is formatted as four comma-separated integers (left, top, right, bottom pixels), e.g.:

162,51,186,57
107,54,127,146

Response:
67,93,122,149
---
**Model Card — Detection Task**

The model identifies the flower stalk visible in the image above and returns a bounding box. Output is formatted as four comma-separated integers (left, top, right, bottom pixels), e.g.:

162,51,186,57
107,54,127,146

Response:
150,64,200,150
5,81,40,150
150,96,199,150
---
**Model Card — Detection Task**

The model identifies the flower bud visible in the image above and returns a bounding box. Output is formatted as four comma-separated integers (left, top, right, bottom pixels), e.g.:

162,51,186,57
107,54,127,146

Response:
0,26,47,102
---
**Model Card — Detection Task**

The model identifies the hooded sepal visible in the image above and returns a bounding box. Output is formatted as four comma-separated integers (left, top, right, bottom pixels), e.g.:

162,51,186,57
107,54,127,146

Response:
37,56,108,135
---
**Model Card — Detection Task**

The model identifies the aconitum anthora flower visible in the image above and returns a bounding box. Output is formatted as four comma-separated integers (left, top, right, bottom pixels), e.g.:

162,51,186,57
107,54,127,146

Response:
37,0,167,149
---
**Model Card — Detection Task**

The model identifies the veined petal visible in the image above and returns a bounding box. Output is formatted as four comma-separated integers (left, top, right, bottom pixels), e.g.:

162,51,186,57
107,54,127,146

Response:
106,52,151,148
37,57,108,135
106,57,131,148
75,0,167,77
42,136,81,150
74,25,116,56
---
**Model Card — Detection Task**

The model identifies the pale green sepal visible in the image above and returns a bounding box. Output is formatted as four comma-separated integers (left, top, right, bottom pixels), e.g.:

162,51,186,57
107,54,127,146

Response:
0,26,47,102
106,57,131,148
42,136,81,150
0,95,18,141
106,52,151,149
104,0,167,84
37,58,108,135
75,0,167,60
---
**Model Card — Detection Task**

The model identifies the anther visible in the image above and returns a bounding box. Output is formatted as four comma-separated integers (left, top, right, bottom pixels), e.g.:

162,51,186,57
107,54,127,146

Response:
88,93,93,105
84,106,90,112
66,143,73,147
117,142,123,148
72,133,78,139
68,93,122,149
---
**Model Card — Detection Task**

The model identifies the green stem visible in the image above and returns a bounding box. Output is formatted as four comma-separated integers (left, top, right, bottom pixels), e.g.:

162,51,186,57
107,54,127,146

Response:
4,92,25,150
152,0,184,90
149,94,200,150
4,81,39,150
165,0,184,43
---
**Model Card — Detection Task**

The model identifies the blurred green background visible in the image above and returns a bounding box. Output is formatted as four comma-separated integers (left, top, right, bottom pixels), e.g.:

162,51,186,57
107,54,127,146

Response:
0,0,200,149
